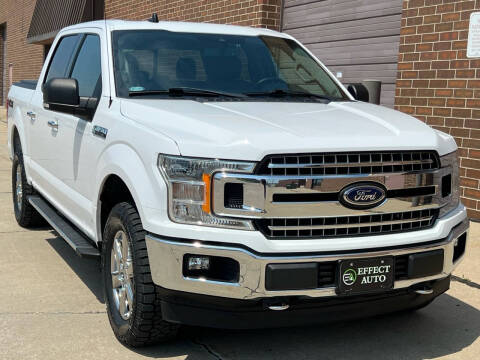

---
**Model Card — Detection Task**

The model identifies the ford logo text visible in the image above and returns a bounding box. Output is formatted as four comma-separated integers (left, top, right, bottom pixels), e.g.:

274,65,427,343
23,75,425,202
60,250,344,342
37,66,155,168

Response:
339,183,386,210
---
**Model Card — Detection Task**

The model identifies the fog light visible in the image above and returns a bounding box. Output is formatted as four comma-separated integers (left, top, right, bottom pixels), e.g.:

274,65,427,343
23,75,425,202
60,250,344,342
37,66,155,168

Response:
183,255,240,282
187,255,210,271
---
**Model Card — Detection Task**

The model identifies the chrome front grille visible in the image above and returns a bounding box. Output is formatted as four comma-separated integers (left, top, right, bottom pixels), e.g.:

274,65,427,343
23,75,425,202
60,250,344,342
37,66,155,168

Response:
255,209,439,239
213,150,449,239
257,151,440,176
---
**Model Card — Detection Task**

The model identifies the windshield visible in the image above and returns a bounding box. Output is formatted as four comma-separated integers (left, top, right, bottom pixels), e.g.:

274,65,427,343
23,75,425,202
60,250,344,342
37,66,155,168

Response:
112,30,348,101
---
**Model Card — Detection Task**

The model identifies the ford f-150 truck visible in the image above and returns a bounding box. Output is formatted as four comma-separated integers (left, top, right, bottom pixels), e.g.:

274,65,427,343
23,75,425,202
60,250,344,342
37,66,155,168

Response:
7,19,469,347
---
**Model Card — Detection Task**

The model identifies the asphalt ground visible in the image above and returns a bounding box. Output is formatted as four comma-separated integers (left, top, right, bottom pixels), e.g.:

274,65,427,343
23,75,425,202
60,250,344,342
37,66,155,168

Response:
1,108,479,359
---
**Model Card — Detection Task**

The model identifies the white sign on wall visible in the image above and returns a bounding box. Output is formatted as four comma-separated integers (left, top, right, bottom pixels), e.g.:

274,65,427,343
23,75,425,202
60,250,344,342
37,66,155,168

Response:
468,12,480,58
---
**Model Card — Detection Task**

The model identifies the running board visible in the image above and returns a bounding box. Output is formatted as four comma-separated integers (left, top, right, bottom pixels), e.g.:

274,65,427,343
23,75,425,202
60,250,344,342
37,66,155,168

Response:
28,196,100,258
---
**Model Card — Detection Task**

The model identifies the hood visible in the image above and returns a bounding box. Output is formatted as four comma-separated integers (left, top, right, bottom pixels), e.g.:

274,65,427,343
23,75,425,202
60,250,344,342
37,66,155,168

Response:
120,99,456,161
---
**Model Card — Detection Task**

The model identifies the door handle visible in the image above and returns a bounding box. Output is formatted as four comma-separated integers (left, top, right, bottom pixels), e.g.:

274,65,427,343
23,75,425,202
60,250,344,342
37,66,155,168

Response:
27,111,36,120
47,119,58,129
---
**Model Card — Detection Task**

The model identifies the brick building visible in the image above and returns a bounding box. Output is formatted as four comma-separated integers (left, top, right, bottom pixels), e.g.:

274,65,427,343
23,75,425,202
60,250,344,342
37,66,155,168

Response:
0,0,44,106
0,0,479,218
395,0,480,218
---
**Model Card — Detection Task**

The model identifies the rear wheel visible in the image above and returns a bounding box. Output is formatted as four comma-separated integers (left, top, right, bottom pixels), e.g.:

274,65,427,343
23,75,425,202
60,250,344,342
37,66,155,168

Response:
102,202,179,347
12,150,45,228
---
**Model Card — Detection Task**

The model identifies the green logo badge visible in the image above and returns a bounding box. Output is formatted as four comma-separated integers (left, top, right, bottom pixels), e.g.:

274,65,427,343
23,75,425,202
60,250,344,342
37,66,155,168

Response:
342,268,357,286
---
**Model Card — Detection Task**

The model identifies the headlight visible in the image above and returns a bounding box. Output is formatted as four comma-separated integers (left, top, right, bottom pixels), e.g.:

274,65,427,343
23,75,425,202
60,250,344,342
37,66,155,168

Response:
158,155,256,229
439,150,460,217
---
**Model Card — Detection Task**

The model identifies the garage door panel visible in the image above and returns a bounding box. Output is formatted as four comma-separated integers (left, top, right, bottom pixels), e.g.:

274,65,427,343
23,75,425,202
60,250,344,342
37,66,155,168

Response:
283,0,402,30
309,36,400,66
284,0,330,7
287,15,401,45
380,85,396,108
326,64,397,84
282,0,401,107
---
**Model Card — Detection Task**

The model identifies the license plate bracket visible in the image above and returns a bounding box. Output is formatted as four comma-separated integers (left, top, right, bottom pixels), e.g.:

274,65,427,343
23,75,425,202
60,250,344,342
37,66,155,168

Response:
337,257,394,295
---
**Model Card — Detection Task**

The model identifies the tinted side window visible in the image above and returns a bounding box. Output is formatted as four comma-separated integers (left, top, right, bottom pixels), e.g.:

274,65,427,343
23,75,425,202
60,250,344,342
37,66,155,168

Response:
70,35,102,97
44,35,81,83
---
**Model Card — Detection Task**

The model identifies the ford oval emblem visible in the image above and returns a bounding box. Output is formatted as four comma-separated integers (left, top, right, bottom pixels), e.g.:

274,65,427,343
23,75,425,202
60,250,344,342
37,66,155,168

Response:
339,183,386,210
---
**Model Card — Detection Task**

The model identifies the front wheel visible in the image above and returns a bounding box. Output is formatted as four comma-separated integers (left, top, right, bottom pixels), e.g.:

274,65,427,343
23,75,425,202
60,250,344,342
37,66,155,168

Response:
102,202,179,347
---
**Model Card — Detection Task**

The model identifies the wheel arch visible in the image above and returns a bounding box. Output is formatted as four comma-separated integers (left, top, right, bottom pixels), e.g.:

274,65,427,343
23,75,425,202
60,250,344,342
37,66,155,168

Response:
97,174,137,245
8,104,28,159
11,125,20,154
9,110,34,184
94,142,169,245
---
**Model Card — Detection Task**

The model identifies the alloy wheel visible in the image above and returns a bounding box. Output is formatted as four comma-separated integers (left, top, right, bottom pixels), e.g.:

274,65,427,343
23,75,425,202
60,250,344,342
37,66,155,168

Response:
110,230,134,320
15,164,23,211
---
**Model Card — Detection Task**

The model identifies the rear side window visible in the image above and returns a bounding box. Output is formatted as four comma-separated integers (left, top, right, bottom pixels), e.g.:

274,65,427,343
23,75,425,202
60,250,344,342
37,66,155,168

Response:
70,35,102,97
44,35,81,83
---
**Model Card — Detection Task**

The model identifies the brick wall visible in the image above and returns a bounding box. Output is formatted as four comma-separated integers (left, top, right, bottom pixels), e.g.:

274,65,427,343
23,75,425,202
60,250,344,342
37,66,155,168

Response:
104,0,282,30
0,0,44,105
395,0,480,219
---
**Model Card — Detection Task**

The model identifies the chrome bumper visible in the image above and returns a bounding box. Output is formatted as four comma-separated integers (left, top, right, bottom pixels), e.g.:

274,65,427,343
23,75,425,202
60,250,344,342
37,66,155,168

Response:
145,219,469,300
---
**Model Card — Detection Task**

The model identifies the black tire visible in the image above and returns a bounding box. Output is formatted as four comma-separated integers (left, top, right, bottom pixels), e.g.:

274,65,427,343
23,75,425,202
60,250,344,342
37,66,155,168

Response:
102,202,179,347
12,149,45,228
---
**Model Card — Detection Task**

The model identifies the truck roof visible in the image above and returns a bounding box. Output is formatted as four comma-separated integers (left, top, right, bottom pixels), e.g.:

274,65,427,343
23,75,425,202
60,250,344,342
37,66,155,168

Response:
61,19,291,38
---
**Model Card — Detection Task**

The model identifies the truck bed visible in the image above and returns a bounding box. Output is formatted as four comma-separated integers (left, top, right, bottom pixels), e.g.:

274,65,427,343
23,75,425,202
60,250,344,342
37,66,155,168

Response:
13,80,38,90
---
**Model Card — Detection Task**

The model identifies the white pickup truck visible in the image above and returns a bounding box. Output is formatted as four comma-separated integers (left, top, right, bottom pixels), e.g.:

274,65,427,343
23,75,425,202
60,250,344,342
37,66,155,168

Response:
7,19,469,347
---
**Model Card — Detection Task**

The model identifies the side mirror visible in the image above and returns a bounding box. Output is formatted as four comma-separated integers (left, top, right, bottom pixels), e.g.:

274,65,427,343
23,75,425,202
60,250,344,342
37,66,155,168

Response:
347,83,369,102
43,78,80,114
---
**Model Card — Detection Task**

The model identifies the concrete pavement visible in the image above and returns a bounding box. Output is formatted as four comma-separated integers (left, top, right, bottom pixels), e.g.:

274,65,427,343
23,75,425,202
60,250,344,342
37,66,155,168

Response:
0,108,479,359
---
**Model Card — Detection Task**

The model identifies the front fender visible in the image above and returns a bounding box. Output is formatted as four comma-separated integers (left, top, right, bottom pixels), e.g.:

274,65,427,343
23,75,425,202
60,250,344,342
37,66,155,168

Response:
94,141,174,242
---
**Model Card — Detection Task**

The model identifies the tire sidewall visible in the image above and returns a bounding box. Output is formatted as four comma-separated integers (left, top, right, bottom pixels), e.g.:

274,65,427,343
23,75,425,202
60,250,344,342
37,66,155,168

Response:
102,207,136,338
12,153,25,222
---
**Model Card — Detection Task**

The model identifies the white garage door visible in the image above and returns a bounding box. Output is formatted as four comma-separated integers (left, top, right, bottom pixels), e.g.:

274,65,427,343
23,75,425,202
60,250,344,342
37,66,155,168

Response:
282,0,402,107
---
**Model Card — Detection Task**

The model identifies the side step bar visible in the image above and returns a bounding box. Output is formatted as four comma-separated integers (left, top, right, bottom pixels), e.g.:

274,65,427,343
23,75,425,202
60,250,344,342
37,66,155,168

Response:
28,196,100,258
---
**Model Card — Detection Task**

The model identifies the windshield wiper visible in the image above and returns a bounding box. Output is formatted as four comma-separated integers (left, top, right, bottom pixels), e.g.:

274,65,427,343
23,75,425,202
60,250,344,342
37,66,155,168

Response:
245,89,336,102
128,87,245,98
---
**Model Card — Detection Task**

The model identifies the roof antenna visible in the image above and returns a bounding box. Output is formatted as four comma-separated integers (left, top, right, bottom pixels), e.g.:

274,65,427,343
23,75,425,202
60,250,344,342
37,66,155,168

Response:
148,13,159,23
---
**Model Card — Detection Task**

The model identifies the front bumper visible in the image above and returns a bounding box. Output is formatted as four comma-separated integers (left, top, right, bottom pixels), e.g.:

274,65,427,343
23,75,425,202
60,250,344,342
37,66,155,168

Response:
145,218,469,300
158,276,451,329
